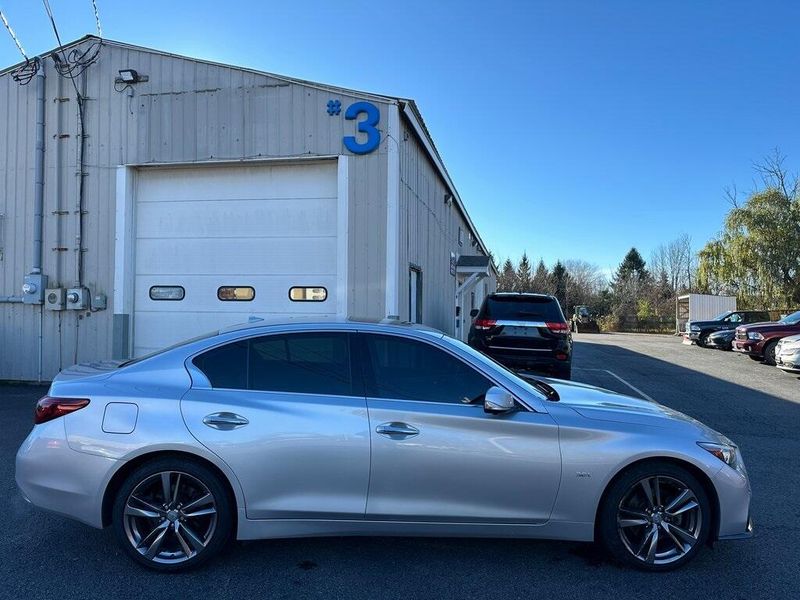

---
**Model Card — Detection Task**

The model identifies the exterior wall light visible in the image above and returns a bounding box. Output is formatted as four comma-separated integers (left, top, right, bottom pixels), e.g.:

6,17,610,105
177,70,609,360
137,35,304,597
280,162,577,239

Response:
116,69,148,84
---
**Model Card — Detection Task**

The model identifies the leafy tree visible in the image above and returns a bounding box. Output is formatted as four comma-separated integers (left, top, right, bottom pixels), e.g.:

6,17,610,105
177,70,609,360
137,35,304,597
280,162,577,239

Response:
697,151,800,305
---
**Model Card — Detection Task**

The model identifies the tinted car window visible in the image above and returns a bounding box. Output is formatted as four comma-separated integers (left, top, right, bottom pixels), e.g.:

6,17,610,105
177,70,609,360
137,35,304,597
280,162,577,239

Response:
249,333,353,395
480,295,565,322
726,313,742,323
192,340,248,389
363,334,492,404
193,333,354,395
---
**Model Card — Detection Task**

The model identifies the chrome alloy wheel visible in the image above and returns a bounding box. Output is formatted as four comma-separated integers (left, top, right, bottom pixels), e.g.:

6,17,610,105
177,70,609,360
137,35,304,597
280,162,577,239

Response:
123,471,218,564
616,475,703,566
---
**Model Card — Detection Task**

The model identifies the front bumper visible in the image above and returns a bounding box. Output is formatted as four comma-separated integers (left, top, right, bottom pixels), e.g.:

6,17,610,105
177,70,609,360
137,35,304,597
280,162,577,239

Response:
732,340,762,356
776,351,800,373
15,419,117,529
713,457,753,541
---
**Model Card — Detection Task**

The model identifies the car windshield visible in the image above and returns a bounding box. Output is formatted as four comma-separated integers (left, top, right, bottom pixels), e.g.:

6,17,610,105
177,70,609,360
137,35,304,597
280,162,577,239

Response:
483,296,565,322
779,310,800,325
712,311,733,321
445,336,548,402
118,330,219,368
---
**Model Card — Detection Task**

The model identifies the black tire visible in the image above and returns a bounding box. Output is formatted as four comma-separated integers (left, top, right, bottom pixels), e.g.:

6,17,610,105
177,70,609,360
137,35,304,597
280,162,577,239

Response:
598,461,711,571
763,341,778,366
697,334,708,348
747,354,763,362
112,457,234,572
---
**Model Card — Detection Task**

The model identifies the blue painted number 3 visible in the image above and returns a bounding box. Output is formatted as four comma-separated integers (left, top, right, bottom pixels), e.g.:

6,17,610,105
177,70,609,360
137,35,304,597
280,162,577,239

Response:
343,101,381,154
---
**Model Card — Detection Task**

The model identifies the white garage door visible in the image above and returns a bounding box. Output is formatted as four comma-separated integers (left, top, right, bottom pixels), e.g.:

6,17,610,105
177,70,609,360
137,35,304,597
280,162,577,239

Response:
133,161,340,356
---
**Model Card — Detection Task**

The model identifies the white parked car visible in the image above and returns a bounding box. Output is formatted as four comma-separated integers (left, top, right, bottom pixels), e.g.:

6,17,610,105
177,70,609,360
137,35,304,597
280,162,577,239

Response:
775,334,800,373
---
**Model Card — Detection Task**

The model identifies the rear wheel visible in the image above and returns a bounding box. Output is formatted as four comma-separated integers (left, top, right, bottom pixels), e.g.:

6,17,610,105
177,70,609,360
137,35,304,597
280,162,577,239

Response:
554,365,571,380
763,341,778,365
598,462,711,571
112,458,234,572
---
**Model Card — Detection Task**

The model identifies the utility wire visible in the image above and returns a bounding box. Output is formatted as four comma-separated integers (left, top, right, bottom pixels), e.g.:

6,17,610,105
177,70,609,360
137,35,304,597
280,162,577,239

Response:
91,0,102,37
0,8,28,59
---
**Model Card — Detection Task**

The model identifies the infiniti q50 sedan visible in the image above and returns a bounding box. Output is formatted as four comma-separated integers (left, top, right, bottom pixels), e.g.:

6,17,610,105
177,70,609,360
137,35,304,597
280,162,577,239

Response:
16,319,752,572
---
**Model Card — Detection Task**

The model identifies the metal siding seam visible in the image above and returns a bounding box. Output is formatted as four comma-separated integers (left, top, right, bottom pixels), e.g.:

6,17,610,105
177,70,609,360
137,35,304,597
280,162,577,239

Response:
385,104,400,318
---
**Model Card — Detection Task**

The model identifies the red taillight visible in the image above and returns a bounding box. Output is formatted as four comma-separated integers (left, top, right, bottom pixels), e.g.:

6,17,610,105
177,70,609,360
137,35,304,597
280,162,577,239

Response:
546,322,570,334
474,319,497,330
34,396,90,425
556,352,568,361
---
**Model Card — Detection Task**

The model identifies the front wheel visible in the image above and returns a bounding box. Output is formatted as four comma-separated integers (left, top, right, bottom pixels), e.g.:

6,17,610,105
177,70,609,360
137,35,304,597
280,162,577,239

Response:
763,341,778,366
112,458,234,571
697,334,708,348
598,462,711,571
747,354,763,362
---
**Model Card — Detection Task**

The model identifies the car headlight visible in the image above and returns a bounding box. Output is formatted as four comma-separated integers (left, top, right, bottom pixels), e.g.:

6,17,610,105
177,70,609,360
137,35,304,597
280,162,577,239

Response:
698,441,737,467
690,325,700,332
748,332,764,341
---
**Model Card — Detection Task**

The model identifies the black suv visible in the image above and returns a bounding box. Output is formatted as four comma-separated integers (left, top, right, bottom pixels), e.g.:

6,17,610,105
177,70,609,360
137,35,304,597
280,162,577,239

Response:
468,293,572,379
685,310,772,347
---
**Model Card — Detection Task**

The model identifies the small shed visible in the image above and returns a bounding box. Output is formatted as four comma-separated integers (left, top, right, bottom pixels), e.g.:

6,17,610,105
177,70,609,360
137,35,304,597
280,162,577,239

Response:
675,294,737,333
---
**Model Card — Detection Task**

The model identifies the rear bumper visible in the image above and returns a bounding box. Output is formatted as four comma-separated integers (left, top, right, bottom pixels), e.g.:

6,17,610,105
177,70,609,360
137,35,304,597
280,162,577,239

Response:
478,349,569,373
15,419,117,529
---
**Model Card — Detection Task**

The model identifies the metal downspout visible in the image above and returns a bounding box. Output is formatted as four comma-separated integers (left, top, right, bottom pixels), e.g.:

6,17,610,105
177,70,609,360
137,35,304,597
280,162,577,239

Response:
35,65,46,382
33,65,45,274
0,296,23,303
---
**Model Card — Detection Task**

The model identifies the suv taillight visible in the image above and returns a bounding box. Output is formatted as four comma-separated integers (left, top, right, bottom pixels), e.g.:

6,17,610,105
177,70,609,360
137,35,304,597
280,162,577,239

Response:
34,396,90,425
474,319,497,330
546,322,570,334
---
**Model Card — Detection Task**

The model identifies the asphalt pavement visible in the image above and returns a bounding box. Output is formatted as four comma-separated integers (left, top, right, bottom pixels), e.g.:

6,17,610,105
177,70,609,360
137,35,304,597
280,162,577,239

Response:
1,333,798,599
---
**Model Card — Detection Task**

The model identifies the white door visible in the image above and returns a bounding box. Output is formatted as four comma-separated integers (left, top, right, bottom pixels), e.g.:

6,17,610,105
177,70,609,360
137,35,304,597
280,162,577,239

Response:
132,161,340,356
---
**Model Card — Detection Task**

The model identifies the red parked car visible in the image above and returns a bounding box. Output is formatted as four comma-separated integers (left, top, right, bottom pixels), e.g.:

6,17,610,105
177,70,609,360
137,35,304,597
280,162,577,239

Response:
732,310,800,364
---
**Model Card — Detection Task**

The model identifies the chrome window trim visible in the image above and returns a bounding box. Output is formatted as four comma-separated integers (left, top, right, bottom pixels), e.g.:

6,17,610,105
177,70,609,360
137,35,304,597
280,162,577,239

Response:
494,320,549,328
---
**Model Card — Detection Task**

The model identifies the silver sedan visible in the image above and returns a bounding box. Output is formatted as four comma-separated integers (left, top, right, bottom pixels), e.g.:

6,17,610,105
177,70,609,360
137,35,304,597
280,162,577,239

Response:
15,319,752,572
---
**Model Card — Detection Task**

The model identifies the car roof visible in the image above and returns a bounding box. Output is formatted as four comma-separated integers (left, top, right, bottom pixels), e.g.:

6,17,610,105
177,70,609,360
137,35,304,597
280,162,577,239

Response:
488,292,555,299
219,316,442,335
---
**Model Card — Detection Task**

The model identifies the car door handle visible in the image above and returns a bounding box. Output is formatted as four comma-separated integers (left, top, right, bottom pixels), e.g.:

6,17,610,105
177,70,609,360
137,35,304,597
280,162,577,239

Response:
203,412,249,430
376,422,419,438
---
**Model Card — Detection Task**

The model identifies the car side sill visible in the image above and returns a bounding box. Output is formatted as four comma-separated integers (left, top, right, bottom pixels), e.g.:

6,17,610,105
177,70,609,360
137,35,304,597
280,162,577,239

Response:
236,518,594,542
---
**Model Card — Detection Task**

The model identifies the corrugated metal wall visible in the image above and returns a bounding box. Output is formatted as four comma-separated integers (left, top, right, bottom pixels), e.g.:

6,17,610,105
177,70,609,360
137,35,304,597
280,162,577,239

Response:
1,38,392,380
398,118,495,335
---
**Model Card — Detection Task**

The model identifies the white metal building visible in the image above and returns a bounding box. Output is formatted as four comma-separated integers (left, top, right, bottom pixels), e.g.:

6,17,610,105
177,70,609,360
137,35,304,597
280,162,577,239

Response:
0,36,495,381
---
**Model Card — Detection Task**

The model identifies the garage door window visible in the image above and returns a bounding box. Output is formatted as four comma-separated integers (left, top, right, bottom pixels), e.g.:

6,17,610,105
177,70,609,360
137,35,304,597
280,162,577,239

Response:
149,286,185,301
289,286,327,302
217,286,255,301
192,333,355,396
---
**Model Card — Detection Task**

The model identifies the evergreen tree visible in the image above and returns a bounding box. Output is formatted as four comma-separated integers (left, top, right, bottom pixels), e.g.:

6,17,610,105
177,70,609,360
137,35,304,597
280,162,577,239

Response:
515,253,532,291
616,248,649,281
498,258,517,291
550,261,570,313
531,259,550,293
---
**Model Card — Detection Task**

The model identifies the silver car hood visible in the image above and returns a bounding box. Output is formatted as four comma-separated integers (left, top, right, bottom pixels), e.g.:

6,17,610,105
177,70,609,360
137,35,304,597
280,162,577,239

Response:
542,378,718,435
53,360,126,382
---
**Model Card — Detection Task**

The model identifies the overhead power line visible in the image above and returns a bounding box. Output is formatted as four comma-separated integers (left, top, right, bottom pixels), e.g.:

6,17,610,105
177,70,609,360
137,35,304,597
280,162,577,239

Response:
0,8,29,60
91,0,102,37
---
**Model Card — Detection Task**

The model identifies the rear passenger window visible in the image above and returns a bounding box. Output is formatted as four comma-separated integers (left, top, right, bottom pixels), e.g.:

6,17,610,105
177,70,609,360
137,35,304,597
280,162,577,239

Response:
192,340,248,389
192,333,354,396
363,334,492,404
249,333,353,395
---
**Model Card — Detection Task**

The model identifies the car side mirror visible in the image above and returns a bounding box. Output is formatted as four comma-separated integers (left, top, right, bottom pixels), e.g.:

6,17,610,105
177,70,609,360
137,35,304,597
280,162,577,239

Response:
470,309,479,318
484,386,517,414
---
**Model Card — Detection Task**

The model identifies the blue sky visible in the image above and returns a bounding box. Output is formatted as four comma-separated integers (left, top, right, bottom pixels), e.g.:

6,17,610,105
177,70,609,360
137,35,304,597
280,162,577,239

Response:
2,0,798,275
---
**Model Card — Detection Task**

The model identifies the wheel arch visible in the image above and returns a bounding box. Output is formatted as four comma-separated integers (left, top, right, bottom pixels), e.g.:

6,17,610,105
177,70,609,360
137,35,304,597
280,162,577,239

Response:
593,456,721,544
101,450,240,529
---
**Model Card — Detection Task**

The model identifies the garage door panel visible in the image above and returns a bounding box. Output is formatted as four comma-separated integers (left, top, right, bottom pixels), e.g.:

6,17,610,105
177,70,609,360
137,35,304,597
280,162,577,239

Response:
136,275,337,313
136,197,337,239
134,310,337,355
135,237,337,276
133,161,340,357
136,163,337,202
